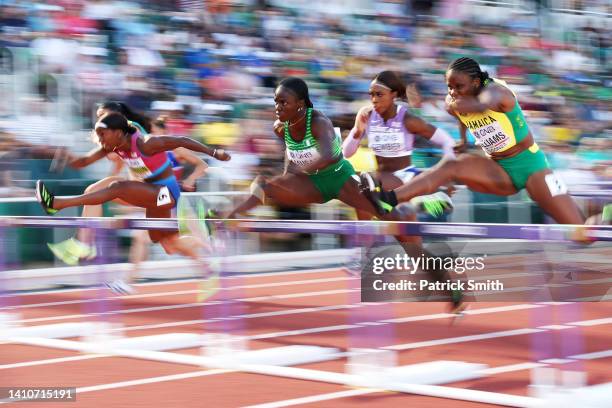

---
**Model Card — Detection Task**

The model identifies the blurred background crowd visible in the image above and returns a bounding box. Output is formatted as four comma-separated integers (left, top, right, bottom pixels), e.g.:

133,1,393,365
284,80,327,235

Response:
0,0,609,222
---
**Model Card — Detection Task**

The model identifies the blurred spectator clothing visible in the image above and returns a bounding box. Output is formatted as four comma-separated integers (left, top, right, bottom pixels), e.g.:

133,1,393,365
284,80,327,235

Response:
0,0,608,201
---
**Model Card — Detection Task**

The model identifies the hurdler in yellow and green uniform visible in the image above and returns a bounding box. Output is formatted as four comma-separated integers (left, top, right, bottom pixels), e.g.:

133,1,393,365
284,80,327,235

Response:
455,78,550,190
284,108,356,202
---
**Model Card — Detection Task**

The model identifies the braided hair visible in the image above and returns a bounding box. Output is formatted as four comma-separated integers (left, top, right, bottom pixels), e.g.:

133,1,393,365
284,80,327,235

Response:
448,57,490,88
277,77,314,108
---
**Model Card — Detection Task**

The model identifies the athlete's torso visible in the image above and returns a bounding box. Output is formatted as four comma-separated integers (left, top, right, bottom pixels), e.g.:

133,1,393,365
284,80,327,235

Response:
284,108,342,173
115,132,172,181
366,105,414,158
455,78,530,155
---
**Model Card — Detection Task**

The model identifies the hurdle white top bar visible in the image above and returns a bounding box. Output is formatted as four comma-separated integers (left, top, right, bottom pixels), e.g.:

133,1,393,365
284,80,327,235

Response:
0,216,610,241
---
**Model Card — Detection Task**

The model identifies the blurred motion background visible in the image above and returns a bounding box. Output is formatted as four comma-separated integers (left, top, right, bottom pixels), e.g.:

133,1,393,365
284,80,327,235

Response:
0,0,610,267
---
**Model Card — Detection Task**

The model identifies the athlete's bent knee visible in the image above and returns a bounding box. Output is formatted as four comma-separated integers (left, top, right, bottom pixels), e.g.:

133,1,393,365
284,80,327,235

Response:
250,175,268,204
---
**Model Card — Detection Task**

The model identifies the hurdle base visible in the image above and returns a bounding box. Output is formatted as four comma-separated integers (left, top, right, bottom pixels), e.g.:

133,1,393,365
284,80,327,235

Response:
0,312,21,340
539,382,612,408
345,348,485,388
3,322,96,341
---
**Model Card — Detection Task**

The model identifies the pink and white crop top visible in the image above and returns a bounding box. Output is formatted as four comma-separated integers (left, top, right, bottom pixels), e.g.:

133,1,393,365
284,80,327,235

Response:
366,105,414,157
114,132,171,180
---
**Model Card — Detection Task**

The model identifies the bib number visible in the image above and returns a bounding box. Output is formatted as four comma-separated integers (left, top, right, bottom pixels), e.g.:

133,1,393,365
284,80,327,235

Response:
544,173,568,197
156,186,172,206
473,123,512,154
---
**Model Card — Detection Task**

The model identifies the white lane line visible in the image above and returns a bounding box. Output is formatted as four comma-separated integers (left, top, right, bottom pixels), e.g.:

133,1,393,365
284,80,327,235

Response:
568,317,612,326
13,287,358,324
122,304,359,332
4,321,612,375
7,263,583,310
479,362,546,375
242,289,357,302
7,267,344,298
539,358,575,364
243,389,380,408
75,369,233,393
0,354,104,370
8,275,352,310
249,325,360,341
570,349,612,360
385,329,544,351
0,369,231,404
537,325,571,330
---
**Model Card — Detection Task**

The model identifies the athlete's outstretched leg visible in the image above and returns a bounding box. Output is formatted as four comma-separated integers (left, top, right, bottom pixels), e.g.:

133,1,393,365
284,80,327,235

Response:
226,173,323,218
363,154,517,213
38,180,174,211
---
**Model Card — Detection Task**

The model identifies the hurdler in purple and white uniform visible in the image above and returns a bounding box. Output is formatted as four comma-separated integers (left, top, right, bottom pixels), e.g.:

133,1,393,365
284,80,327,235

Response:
343,71,456,217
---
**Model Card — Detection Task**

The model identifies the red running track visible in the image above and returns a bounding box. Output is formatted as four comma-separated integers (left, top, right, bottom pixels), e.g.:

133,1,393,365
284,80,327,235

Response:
1,267,611,408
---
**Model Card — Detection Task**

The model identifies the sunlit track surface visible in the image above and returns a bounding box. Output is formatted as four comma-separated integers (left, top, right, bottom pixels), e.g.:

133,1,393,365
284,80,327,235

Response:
1,257,611,407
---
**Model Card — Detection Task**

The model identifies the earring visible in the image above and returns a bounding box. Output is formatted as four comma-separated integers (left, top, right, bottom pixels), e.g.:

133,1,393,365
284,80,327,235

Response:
298,107,303,112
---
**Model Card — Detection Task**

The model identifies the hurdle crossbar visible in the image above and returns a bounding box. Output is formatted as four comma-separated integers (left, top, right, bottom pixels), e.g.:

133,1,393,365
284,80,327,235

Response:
0,216,610,242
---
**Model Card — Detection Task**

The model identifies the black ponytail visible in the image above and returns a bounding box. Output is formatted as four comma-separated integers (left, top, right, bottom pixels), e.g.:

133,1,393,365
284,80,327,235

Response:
98,112,137,134
448,57,490,88
98,101,152,133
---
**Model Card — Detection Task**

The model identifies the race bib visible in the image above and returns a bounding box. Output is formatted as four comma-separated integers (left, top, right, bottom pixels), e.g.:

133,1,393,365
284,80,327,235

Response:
544,173,568,197
156,186,172,206
368,125,406,155
471,121,514,154
287,146,320,168
124,157,153,178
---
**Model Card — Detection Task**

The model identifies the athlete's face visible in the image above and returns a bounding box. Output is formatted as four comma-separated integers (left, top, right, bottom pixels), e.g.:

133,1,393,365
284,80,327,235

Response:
274,86,304,123
446,70,480,99
369,83,396,115
95,127,123,151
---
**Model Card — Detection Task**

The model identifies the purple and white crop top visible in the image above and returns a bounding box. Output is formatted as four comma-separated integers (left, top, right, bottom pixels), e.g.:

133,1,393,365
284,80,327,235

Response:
114,132,171,180
366,105,414,158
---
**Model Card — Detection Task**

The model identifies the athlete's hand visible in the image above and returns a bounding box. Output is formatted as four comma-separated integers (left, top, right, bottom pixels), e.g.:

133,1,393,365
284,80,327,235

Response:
215,149,231,161
180,180,196,192
454,140,468,154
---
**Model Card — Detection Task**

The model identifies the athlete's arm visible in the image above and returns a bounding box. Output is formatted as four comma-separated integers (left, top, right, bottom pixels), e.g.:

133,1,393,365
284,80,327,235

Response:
140,136,231,161
445,95,469,153
107,152,124,176
273,120,300,175
69,147,108,168
303,113,339,174
342,106,371,158
447,84,515,115
172,147,208,191
404,113,455,157
273,120,285,141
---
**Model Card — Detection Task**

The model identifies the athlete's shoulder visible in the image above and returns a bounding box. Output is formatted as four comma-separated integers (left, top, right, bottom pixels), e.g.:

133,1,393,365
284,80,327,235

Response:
486,78,517,110
487,78,515,97
311,109,334,132
273,119,285,136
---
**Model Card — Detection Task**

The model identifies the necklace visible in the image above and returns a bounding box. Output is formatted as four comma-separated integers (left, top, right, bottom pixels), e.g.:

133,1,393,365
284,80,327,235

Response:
287,111,306,128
